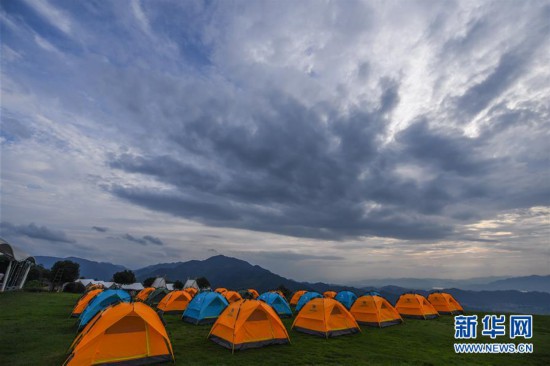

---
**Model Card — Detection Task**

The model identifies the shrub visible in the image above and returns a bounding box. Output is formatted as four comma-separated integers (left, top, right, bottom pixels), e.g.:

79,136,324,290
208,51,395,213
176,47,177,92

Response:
63,282,86,293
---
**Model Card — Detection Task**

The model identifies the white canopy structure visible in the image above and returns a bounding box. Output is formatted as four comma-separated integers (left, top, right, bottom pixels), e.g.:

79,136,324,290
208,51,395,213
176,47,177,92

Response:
120,282,145,291
151,277,167,288
0,238,35,292
184,279,199,290
74,279,117,289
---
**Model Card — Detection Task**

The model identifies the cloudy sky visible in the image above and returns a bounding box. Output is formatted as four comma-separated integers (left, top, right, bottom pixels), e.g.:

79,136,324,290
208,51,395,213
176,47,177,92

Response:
1,0,549,283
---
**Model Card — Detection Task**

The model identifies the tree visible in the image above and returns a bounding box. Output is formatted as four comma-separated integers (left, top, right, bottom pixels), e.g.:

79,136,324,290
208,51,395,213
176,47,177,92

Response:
27,264,51,283
50,261,80,285
196,277,210,289
173,280,184,290
276,284,291,300
143,277,156,287
63,282,85,293
113,270,136,284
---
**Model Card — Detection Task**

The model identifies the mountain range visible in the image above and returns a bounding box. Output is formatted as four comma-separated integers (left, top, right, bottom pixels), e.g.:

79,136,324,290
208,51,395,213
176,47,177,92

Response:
35,254,550,314
351,275,550,293
35,255,126,280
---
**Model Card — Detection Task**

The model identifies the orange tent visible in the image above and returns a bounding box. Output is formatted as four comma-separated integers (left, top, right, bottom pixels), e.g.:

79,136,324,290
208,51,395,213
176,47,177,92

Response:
215,288,228,294
71,289,103,317
395,293,439,319
157,290,192,314
184,287,198,297
292,298,360,338
208,300,290,351
248,289,260,299
428,292,464,315
135,287,155,302
290,290,307,306
64,302,174,366
223,290,243,303
350,293,403,327
323,291,337,299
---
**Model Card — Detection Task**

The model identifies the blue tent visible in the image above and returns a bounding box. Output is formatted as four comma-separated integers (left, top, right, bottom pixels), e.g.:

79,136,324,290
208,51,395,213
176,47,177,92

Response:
182,291,229,324
335,291,357,309
258,292,292,318
295,292,322,312
78,289,131,330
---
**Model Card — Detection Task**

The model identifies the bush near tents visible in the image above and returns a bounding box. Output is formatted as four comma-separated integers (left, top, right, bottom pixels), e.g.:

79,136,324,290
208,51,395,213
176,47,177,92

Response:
62,282,86,294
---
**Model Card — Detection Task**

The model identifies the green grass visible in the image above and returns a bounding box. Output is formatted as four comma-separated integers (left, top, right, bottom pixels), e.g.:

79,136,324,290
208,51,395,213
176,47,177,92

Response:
1,292,549,365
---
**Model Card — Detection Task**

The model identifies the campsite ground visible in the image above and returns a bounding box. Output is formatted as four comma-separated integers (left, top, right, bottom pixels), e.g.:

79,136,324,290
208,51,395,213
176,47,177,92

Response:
0,292,549,365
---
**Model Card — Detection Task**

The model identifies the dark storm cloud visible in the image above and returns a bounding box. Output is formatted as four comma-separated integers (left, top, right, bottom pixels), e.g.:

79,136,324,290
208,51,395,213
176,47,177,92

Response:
143,235,164,246
395,120,492,176
106,66,548,242
106,79,468,241
0,221,76,243
122,233,164,246
92,226,108,232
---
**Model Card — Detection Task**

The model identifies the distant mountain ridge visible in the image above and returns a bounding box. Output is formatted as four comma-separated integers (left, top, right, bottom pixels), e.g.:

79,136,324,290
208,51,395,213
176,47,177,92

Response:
135,255,310,292
377,286,550,315
353,275,550,293
35,256,126,281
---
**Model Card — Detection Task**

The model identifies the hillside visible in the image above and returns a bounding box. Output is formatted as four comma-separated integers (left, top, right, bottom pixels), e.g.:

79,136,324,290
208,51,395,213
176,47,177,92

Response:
474,275,550,293
135,255,312,292
35,256,126,281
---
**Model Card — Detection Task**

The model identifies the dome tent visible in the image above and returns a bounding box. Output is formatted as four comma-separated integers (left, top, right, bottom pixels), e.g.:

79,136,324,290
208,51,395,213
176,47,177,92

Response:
157,290,193,314
395,293,439,319
258,292,293,318
183,291,229,325
428,292,464,315
65,302,174,366
71,289,103,317
350,292,403,327
145,288,169,306
223,290,243,303
136,287,155,301
295,292,323,312
290,290,307,306
208,300,290,352
292,298,360,338
78,289,131,330
335,291,358,310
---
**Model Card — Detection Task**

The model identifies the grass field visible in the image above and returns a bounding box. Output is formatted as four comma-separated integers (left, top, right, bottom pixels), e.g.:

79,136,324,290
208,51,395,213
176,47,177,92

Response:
1,292,549,365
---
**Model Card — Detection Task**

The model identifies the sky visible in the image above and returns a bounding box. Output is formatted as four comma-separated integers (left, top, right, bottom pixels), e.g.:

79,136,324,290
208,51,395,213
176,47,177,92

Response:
1,0,549,284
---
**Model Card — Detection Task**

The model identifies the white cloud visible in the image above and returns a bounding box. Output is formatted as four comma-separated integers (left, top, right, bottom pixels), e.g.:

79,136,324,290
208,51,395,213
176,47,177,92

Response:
22,0,73,36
